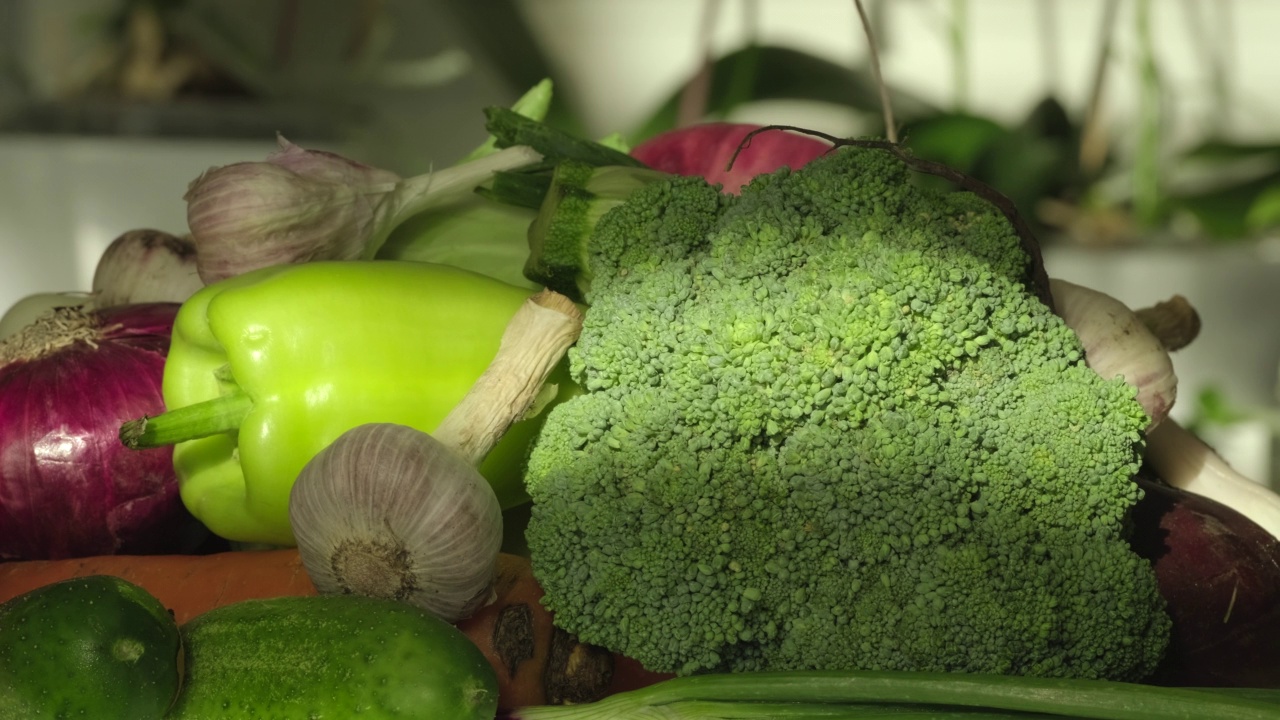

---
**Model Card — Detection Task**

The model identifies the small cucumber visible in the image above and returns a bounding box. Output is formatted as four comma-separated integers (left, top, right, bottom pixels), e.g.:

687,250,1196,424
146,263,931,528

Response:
0,575,182,720
169,594,498,719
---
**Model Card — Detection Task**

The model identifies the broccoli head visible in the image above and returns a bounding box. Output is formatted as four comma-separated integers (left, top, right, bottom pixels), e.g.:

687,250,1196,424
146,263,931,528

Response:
523,144,1169,680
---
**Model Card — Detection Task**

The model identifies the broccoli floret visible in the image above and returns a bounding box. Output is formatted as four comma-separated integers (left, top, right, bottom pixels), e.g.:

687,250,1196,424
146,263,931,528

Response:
523,145,1169,680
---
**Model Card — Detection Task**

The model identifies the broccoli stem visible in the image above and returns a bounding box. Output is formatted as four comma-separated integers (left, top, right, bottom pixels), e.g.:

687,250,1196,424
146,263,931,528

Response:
119,389,253,449
525,161,672,299
506,670,1280,720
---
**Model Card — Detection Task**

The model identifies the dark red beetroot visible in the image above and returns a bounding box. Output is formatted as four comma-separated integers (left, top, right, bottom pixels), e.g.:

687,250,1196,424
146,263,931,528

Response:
0,303,205,559
1131,474,1280,687
631,122,832,194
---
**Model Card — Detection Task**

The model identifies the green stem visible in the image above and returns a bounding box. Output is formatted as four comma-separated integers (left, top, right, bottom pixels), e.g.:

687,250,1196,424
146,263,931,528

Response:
483,107,644,168
119,390,254,450
511,671,1280,720
1133,0,1163,228
950,0,970,113
362,144,545,259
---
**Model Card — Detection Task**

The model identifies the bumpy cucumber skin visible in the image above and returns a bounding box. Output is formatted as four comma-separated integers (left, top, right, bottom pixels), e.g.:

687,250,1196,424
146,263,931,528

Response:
0,575,182,720
169,595,499,720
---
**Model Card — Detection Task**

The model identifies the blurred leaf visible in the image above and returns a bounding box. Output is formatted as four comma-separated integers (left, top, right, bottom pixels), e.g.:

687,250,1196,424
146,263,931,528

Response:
1245,183,1280,232
632,45,937,142
971,98,1079,225
1187,386,1250,433
900,113,1005,172
1181,140,1280,163
899,98,1082,234
1167,171,1280,240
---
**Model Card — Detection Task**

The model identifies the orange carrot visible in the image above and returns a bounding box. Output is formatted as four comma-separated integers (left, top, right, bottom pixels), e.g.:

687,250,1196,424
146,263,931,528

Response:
0,549,317,624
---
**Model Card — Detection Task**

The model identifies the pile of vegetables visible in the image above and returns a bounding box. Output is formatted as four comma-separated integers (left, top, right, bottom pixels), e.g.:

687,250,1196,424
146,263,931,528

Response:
3,77,1280,719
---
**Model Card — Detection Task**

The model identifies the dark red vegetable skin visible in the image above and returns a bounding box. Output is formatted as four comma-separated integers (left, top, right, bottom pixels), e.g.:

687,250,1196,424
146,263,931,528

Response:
1130,474,1280,687
631,122,831,194
0,303,205,560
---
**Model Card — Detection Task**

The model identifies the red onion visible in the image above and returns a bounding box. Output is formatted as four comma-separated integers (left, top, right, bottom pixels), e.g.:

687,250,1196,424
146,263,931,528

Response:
1131,475,1280,687
631,122,832,194
0,303,204,559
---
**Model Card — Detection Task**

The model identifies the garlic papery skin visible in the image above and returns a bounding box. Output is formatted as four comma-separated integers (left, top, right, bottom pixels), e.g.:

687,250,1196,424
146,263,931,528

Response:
91,229,204,307
267,136,401,187
1050,278,1177,429
290,422,504,622
185,155,396,284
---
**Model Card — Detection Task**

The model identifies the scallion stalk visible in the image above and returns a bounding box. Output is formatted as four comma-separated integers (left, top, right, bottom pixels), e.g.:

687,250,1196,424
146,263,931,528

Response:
505,670,1280,720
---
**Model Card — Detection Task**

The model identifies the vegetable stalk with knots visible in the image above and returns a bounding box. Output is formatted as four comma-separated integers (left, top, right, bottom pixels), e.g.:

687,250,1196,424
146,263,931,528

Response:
287,290,583,622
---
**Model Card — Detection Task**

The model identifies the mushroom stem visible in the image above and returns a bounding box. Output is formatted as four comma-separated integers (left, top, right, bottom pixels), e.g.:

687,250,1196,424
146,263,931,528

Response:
1135,294,1201,352
434,289,584,466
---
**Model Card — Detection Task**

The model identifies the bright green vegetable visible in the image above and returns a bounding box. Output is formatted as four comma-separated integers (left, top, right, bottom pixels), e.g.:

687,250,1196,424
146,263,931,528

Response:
120,260,569,545
169,594,498,720
524,160,671,299
379,199,543,289
505,670,1280,720
523,145,1168,679
0,575,182,720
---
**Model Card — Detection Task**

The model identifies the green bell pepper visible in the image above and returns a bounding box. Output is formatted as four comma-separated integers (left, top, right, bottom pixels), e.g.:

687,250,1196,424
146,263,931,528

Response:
128,260,566,546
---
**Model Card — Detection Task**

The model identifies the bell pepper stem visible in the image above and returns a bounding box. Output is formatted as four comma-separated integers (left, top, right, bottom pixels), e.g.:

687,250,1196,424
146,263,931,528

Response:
119,390,254,450
435,290,583,466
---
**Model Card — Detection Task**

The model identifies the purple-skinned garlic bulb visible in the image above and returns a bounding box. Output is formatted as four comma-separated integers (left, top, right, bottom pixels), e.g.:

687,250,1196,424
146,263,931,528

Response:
185,136,400,284
185,135,542,284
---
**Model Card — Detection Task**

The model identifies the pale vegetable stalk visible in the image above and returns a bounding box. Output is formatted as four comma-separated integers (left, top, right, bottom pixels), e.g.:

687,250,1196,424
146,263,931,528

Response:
1127,293,1280,543
1145,418,1280,543
434,290,585,463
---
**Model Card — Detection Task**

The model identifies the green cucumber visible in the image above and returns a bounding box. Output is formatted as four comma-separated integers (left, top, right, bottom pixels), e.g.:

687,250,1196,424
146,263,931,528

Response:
169,594,498,719
0,575,182,720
